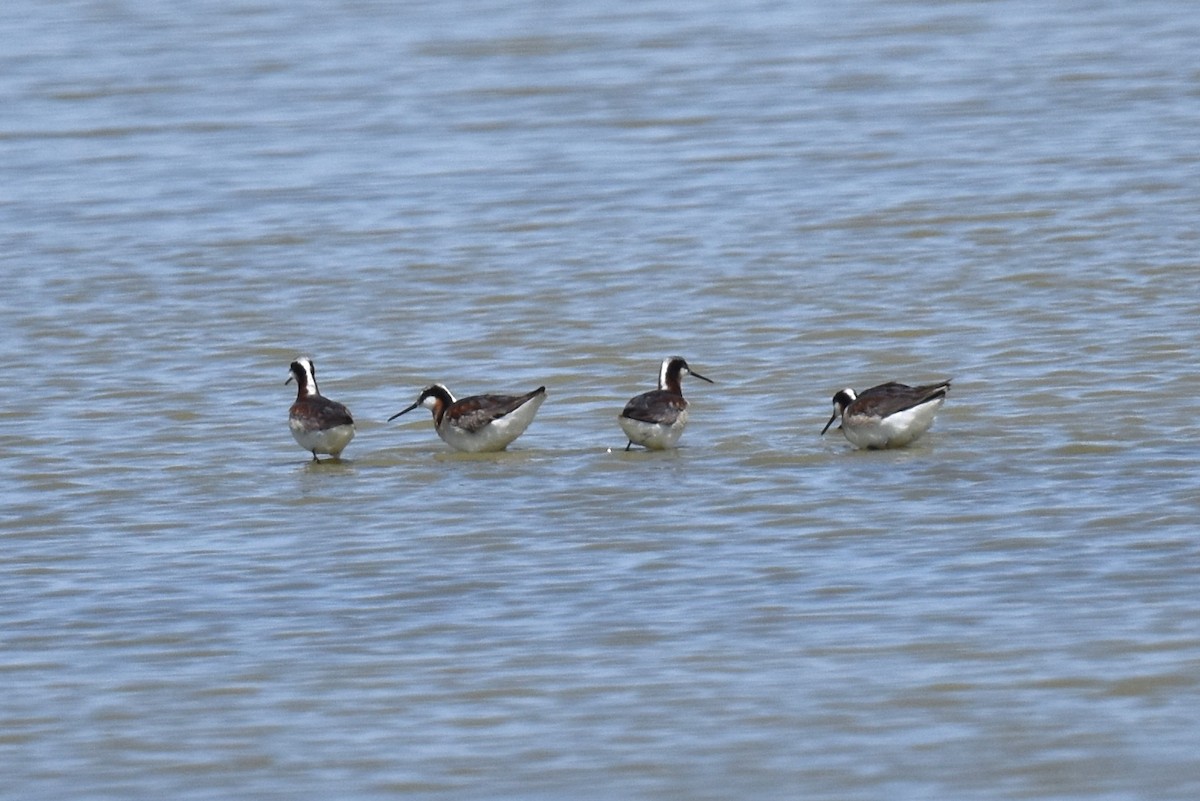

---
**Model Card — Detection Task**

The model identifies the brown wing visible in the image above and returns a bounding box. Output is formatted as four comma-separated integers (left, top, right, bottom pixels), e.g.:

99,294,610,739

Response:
291,395,354,428
621,389,687,425
854,381,950,418
447,387,544,433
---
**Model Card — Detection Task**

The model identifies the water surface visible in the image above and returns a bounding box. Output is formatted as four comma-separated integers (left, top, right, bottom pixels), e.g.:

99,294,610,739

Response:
2,1,1199,799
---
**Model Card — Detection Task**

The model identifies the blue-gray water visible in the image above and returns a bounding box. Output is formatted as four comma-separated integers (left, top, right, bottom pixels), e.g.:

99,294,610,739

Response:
3,1,1199,799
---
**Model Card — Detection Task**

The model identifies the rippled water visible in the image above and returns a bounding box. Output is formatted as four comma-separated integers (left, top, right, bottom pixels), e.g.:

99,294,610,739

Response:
3,1,1200,798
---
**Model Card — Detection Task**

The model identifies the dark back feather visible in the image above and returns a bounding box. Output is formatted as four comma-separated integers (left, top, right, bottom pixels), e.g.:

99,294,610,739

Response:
621,389,688,425
447,387,545,432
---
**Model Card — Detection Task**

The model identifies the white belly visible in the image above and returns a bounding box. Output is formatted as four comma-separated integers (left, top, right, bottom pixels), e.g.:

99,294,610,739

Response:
842,398,942,449
290,420,355,457
618,409,688,450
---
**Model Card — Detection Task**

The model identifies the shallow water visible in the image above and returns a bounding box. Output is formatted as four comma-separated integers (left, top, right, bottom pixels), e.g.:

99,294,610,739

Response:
3,1,1200,799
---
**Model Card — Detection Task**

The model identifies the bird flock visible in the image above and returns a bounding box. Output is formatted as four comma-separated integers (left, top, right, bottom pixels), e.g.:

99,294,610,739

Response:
286,355,950,462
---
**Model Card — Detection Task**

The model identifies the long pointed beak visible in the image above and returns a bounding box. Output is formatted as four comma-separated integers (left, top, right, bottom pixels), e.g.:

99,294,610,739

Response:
821,411,839,435
690,370,714,384
285,375,294,386
387,400,421,422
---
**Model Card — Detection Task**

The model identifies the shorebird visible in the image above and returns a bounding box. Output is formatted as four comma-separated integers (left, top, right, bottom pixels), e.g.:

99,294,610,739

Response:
618,356,713,451
821,379,951,449
286,357,355,460
389,383,546,453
